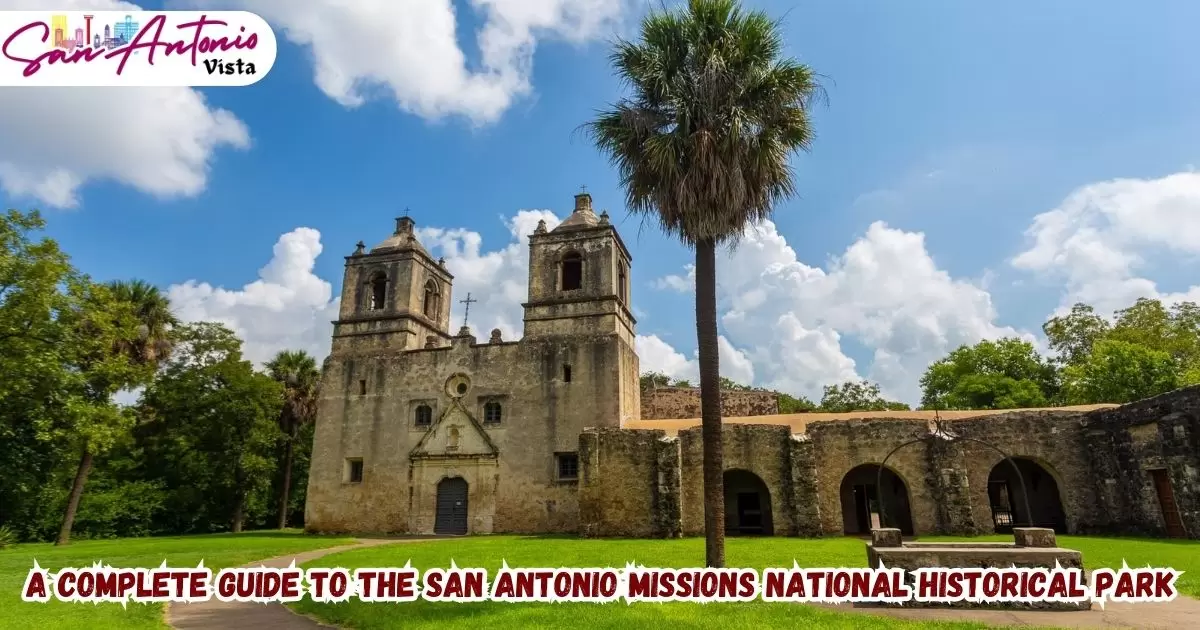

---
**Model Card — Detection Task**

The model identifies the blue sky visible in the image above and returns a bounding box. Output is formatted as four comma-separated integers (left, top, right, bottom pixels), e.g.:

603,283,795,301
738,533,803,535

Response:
4,0,1200,404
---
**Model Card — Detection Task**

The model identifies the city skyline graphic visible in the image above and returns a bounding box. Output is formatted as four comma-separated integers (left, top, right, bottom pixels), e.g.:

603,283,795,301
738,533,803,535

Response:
49,13,139,51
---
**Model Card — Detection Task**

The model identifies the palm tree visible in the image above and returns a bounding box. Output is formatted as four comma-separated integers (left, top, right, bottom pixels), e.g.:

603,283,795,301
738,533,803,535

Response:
265,350,320,529
56,280,178,545
586,0,821,567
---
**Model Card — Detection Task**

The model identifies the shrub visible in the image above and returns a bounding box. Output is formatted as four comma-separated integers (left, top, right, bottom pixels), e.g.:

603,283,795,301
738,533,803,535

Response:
0,525,17,548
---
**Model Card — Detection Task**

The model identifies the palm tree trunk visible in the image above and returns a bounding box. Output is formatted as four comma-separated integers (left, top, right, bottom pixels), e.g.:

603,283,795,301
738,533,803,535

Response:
276,429,295,529
695,238,725,568
56,446,93,546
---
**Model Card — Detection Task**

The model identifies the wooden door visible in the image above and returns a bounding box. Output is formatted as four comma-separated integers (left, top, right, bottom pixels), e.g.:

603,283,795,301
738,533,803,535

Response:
1150,469,1187,539
435,477,469,535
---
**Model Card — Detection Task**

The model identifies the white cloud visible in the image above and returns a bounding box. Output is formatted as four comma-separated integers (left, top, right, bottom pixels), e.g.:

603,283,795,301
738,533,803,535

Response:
417,210,560,339
634,334,756,386
652,265,693,292
167,228,339,366
1012,171,1200,314
201,0,632,124
0,1,251,208
652,220,1024,403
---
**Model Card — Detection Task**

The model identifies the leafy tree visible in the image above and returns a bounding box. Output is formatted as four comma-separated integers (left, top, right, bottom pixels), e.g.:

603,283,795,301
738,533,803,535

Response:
1061,338,1178,404
818,380,909,413
1043,303,1110,366
919,338,1059,410
778,393,817,413
139,323,283,533
54,279,174,545
265,350,320,529
587,0,822,567
54,283,154,545
640,372,672,389
1109,298,1200,369
0,210,81,535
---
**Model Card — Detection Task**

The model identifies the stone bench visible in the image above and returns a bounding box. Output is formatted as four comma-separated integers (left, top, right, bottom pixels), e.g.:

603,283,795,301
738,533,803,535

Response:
861,527,1089,611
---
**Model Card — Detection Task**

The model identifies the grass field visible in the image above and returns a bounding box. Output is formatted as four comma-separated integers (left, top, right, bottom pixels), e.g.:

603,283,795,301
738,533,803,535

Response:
1,532,1196,629
0,530,357,630
290,534,1200,630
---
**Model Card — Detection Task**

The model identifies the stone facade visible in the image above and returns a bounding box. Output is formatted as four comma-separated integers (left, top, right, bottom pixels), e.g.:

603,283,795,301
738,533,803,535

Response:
305,193,1200,543
640,386,779,419
305,192,640,535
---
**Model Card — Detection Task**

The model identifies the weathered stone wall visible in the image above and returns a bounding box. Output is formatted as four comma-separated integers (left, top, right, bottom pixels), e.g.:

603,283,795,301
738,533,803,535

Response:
807,419,936,535
640,387,779,420
305,330,631,535
950,411,1096,535
578,428,677,537
1082,386,1200,539
678,424,795,536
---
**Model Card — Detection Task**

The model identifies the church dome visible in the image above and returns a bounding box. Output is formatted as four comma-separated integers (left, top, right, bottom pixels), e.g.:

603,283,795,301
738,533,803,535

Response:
372,216,432,256
552,192,603,232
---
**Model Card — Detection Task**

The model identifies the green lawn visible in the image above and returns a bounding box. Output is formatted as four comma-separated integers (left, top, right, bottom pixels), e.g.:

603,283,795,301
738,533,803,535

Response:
0,530,357,630
290,534,1200,630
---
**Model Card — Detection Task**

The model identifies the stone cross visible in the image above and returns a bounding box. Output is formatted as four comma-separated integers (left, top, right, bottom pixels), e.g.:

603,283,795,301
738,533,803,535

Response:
460,293,478,328
580,184,587,194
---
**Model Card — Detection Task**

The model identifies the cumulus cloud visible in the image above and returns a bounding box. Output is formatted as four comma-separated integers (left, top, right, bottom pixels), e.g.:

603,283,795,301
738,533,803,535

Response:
198,0,632,124
167,228,339,365
634,334,756,386
652,220,1024,402
416,210,559,339
1012,171,1200,314
0,0,251,208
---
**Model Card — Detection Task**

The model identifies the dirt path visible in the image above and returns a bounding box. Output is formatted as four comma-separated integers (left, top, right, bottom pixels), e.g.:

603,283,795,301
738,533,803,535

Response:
166,537,424,630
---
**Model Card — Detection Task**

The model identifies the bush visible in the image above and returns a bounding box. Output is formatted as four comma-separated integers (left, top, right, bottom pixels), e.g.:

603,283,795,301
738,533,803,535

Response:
0,525,17,548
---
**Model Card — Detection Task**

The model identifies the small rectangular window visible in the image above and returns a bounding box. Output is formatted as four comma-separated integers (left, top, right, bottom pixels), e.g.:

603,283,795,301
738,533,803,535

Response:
556,452,579,481
563,364,572,383
346,458,364,483
358,380,367,395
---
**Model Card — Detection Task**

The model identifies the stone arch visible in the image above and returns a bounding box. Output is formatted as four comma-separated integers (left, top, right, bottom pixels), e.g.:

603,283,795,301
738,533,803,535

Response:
423,279,441,319
367,270,387,310
560,250,583,291
724,469,773,535
987,457,1067,533
840,464,914,536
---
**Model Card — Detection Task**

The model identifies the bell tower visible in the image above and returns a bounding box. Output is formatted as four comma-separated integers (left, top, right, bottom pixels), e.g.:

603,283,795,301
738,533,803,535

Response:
332,215,454,352
523,191,635,344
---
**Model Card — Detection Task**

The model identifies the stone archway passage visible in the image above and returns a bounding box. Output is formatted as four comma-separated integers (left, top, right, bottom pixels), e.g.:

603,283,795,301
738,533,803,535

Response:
434,477,469,535
723,469,774,535
987,458,1067,533
840,464,914,536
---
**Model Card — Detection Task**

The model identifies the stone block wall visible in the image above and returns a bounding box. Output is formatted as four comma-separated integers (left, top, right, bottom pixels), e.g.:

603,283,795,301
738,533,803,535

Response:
677,424,795,536
640,387,779,419
578,427,673,537
1082,386,1200,539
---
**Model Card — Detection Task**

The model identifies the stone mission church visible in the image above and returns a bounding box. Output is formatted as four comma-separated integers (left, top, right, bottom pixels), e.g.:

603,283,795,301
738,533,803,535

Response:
307,192,1200,542
305,191,641,535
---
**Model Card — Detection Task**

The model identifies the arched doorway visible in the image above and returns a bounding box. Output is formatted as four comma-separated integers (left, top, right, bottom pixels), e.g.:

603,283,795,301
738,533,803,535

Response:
724,469,773,535
434,477,469,535
840,464,914,536
987,458,1066,533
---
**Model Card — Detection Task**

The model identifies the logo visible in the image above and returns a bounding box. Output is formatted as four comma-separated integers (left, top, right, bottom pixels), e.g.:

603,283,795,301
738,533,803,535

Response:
0,11,277,86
